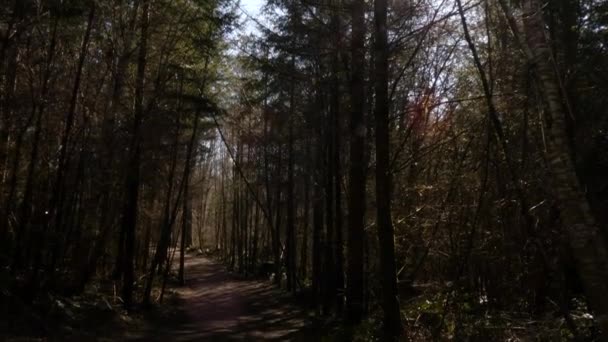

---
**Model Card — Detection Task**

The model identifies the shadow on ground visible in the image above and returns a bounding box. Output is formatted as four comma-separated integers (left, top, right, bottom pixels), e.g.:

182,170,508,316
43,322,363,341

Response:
132,255,326,341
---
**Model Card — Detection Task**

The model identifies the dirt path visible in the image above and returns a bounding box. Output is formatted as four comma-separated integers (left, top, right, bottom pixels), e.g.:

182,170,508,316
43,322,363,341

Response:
137,253,315,341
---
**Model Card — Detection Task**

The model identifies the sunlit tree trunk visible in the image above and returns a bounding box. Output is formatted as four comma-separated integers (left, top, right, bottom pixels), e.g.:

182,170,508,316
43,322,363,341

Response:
520,0,608,336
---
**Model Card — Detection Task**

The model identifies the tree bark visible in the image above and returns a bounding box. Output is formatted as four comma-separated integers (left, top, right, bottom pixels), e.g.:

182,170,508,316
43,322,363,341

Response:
520,0,608,336
120,0,149,309
286,82,296,292
179,147,194,285
274,143,283,285
373,0,402,336
300,143,311,280
48,2,96,281
346,0,367,324
312,166,324,312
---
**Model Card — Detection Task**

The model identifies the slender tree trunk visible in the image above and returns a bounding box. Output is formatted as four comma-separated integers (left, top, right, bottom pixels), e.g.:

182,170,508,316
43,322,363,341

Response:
214,183,221,251
48,3,96,281
102,1,139,280
238,141,245,273
141,199,154,276
251,199,260,271
312,165,324,312
142,113,179,303
144,106,200,303
346,0,366,324
179,150,194,285
300,146,310,281
120,0,149,309
12,17,59,275
186,189,193,246
332,28,345,313
286,106,296,292
274,144,283,285
221,165,227,260
324,67,336,314
231,155,238,269
200,186,211,250
286,55,297,292
373,0,402,336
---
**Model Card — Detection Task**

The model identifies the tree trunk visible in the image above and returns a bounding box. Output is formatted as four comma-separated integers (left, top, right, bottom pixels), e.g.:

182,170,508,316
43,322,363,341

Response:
312,167,324,312
286,56,296,293
324,22,337,312
333,35,345,314
12,17,59,276
231,153,238,269
48,2,96,281
142,107,180,304
221,168,228,260
274,144,283,285
179,150,194,285
300,145,310,280
251,199,260,272
521,0,608,336
120,0,149,309
373,0,402,336
346,0,366,324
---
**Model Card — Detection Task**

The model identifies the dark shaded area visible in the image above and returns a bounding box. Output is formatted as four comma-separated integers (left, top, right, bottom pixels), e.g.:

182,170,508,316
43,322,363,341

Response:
134,253,326,341
0,286,145,341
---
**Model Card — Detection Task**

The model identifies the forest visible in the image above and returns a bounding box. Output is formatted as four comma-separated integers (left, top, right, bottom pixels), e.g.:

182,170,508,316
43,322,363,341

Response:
1,0,607,340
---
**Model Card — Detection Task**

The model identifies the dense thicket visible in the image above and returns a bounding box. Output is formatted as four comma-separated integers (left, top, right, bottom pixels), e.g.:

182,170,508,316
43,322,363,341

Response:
2,0,608,340
0,0,233,308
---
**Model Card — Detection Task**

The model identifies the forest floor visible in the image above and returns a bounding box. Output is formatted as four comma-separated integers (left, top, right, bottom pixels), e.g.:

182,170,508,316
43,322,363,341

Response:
129,252,325,341
1,252,332,341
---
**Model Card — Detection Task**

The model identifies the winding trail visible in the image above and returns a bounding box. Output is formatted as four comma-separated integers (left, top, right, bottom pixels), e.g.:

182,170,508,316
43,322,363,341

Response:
139,253,314,341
